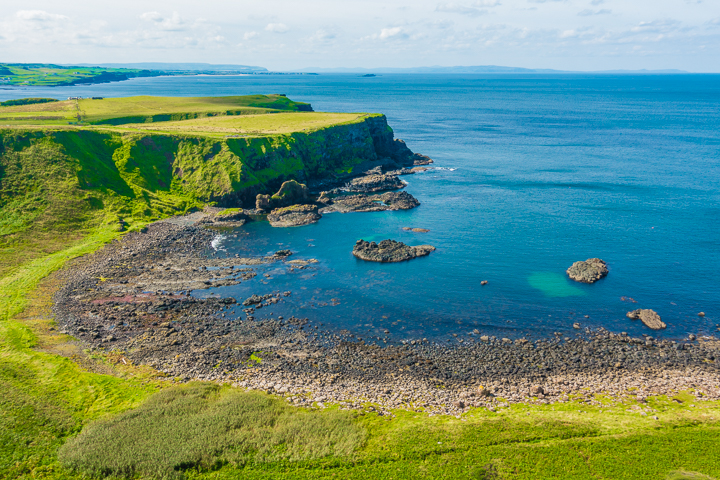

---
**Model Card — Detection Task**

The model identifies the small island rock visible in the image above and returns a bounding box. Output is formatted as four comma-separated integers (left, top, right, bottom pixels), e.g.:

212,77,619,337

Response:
627,309,666,330
267,204,321,227
352,239,435,263
567,258,609,283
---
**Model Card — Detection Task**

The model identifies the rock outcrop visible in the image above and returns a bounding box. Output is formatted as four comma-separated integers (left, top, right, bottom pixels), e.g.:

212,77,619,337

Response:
321,191,420,214
267,204,321,227
567,258,608,283
352,239,435,263
344,174,404,193
256,180,309,211
627,309,666,330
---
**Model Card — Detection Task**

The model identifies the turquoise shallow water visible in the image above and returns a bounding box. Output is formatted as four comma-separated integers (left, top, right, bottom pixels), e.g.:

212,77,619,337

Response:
4,74,719,340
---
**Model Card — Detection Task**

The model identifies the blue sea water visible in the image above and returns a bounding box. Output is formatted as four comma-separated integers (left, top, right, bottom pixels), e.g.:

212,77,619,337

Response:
3,74,719,340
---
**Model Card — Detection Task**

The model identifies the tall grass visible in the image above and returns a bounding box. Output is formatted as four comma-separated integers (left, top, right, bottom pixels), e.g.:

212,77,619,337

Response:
58,384,364,479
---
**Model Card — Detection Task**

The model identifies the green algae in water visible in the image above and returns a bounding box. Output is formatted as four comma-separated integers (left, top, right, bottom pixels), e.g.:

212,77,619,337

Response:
528,271,586,298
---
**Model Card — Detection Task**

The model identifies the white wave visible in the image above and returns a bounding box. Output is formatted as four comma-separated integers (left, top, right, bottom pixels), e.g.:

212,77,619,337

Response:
211,234,227,251
434,167,457,171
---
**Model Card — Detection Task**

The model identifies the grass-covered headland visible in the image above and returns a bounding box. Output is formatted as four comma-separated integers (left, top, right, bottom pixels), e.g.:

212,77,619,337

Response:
1,95,719,479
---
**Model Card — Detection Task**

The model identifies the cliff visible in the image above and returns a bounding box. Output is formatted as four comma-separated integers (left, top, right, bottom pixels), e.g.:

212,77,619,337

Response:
0,113,413,273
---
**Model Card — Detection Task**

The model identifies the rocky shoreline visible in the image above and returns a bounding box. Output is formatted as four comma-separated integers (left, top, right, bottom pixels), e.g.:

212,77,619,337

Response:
53,212,720,417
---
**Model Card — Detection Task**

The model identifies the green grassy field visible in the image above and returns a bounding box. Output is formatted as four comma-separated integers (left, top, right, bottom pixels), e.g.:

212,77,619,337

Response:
1,95,719,479
0,63,159,87
0,95,314,127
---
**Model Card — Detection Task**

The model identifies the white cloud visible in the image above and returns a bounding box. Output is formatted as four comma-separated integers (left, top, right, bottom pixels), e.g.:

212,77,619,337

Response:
244,31,259,40
379,27,407,40
590,0,605,4
139,11,186,31
16,10,69,22
265,23,289,33
309,29,337,43
578,9,611,16
436,1,500,16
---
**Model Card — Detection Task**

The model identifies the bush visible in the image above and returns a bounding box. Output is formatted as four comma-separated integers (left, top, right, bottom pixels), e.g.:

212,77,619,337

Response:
58,384,363,479
0,98,59,107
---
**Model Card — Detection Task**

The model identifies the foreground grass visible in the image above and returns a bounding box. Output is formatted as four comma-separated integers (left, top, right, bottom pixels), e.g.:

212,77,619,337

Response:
59,384,363,479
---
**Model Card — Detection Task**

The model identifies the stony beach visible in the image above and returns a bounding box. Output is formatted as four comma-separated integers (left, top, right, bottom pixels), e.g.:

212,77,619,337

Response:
54,210,720,417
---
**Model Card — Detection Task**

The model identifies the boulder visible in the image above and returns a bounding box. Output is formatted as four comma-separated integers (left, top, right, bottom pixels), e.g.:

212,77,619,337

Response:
567,258,608,283
627,309,666,330
352,239,435,263
267,204,321,227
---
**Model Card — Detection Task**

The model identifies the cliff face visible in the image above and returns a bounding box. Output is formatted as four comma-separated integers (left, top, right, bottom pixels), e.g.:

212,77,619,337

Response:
0,114,413,243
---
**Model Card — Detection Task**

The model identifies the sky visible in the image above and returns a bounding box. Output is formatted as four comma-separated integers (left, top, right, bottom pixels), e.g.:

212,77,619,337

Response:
0,0,718,72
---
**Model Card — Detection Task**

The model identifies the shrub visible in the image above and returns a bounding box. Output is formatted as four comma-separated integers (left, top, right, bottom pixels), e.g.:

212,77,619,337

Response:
58,384,363,479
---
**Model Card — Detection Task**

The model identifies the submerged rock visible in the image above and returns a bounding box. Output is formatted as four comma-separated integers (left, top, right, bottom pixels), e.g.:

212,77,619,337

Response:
267,204,321,227
627,309,666,330
352,239,435,263
567,258,608,283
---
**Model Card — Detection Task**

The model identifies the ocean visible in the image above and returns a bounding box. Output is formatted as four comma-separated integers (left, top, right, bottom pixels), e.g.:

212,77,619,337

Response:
3,73,719,341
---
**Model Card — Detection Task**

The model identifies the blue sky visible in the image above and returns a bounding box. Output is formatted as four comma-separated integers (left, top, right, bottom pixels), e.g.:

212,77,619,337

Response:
0,0,718,71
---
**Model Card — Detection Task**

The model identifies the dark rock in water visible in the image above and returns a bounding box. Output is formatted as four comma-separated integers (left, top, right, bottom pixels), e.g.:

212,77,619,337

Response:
567,258,608,283
268,204,321,227
627,309,666,330
320,191,419,214
243,295,263,306
256,180,309,211
352,239,435,263
403,227,430,233
275,250,293,257
412,153,434,166
344,174,404,193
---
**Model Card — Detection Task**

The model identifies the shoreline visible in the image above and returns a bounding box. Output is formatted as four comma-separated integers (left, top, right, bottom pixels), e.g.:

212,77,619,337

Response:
53,214,720,416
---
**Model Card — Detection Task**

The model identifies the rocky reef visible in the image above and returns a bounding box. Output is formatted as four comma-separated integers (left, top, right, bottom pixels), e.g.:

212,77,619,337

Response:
267,204,321,227
353,239,435,263
320,191,420,213
567,258,608,283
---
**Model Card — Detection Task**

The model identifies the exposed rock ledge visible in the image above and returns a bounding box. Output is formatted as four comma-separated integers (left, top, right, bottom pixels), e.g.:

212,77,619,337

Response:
567,258,608,283
627,309,666,330
353,239,435,263
319,191,420,214
343,174,405,193
268,204,321,227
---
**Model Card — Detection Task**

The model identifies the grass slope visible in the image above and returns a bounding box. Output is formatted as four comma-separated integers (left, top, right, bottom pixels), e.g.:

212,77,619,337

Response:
1,95,719,479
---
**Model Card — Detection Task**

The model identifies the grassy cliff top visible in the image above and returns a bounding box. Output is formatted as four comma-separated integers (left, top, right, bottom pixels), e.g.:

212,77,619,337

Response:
0,94,318,128
123,111,370,136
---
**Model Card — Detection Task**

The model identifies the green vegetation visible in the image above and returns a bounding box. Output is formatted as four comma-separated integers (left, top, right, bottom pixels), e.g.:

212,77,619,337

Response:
0,63,160,87
59,384,363,479
0,95,312,126
0,96,377,275
0,98,59,107
2,94,719,479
